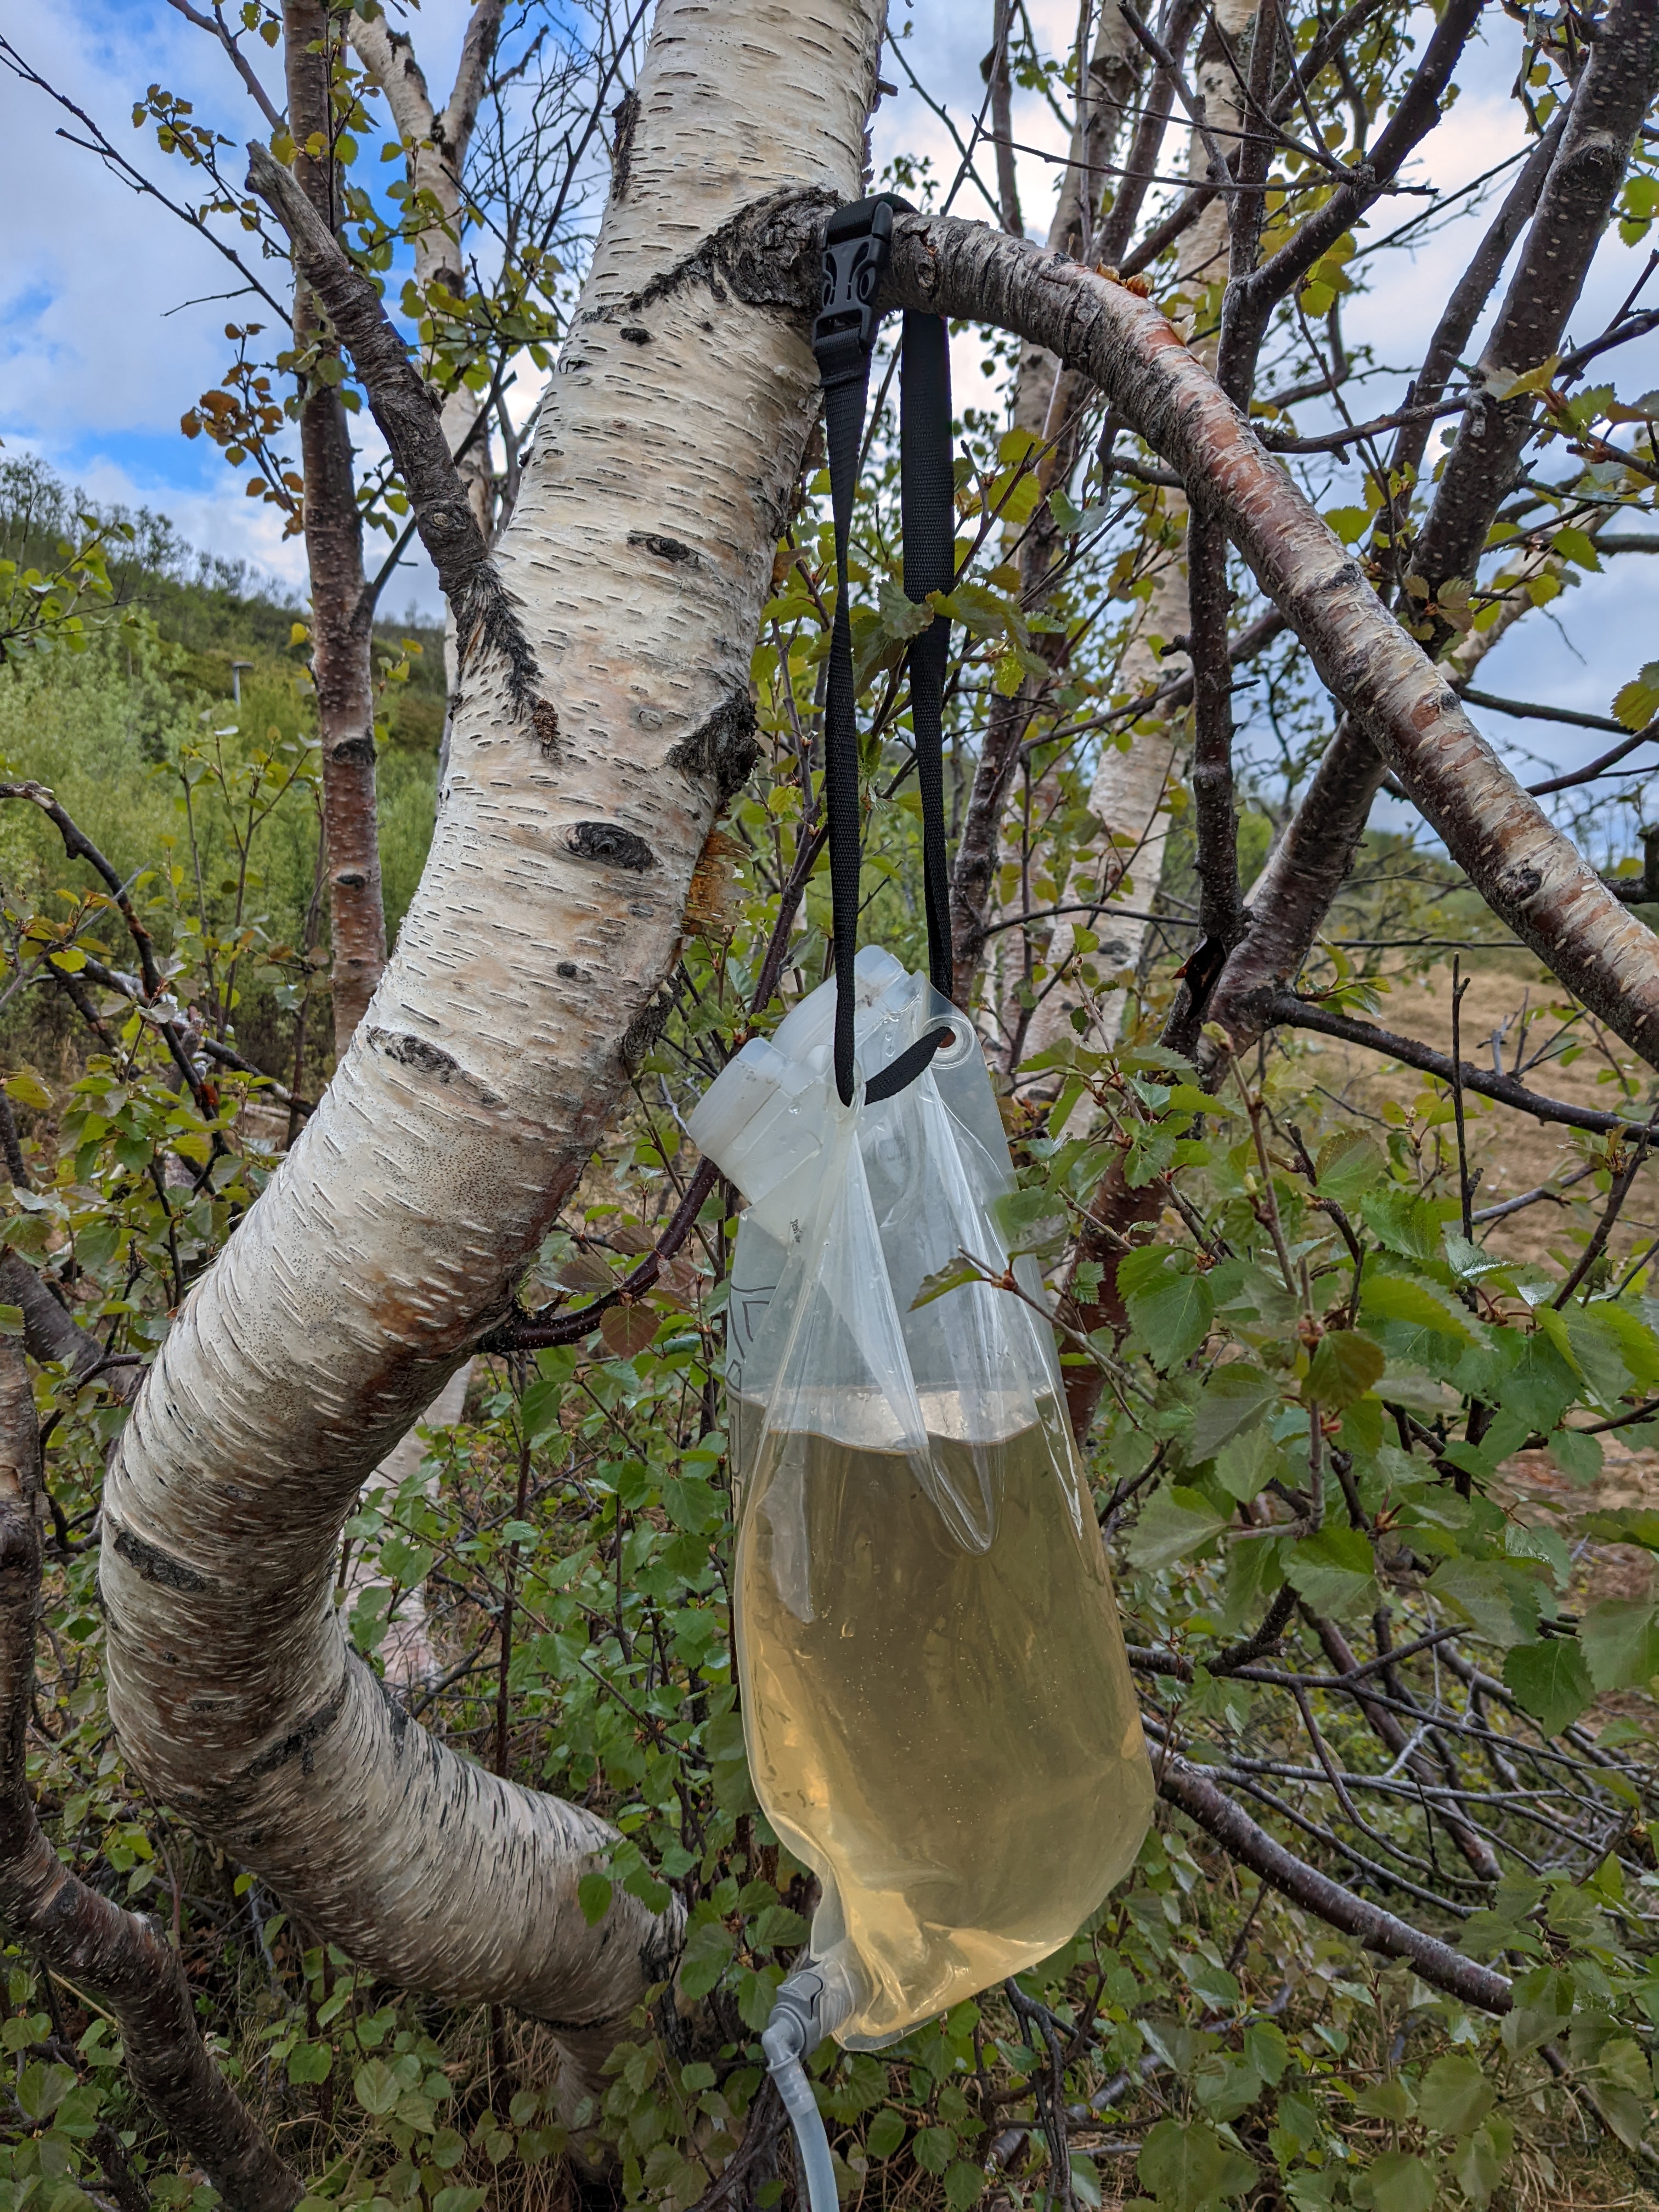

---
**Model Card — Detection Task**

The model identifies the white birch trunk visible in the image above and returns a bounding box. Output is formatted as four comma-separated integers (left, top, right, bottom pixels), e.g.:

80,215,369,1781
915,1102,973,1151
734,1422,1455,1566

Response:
1020,0,1257,1072
101,0,884,2099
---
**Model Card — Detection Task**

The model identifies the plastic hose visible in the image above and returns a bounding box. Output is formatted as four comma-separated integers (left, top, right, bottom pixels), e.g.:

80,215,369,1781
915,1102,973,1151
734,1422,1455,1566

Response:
761,1956,859,2212
765,2035,839,2212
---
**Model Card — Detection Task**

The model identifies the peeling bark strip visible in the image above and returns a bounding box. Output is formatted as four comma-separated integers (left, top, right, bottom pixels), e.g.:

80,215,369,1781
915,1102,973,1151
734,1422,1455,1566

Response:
877,215,1659,1071
0,1345,300,2212
106,0,887,2104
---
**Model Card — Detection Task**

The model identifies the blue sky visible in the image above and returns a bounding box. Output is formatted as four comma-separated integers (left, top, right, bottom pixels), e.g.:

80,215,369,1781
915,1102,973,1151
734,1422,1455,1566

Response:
3,0,1655,816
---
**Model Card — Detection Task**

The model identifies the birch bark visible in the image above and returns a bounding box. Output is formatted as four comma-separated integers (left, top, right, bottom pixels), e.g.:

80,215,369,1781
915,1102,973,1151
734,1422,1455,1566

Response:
349,3,506,698
1017,0,1257,1070
957,0,1148,1023
101,0,884,2096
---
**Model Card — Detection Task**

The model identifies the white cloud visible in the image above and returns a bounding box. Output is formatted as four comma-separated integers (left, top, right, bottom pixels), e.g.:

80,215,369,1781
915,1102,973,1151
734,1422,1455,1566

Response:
0,0,477,607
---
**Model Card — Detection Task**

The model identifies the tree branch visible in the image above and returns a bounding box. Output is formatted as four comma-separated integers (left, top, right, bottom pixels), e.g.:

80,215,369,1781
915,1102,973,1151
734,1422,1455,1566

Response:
244,139,555,748
1187,0,1658,1073
1414,0,1659,645
878,215,1659,1073
1268,992,1655,1135
1155,1745,1514,2014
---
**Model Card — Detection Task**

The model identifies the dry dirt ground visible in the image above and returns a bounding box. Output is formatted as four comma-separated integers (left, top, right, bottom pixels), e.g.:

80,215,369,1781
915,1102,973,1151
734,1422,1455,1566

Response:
1282,952,1659,1273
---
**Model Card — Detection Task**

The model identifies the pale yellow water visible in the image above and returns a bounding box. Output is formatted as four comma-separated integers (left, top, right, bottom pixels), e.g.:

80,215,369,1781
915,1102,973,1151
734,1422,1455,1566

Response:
735,1403,1154,2047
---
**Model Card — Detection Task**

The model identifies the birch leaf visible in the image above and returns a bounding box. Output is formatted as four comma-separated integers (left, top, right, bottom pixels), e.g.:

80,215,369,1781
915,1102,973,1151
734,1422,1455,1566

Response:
1578,1597,1659,1690
1503,1638,1594,1736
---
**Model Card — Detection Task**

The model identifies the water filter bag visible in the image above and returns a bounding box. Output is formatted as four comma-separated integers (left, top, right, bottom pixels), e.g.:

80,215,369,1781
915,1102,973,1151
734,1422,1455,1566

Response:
688,955,1154,2048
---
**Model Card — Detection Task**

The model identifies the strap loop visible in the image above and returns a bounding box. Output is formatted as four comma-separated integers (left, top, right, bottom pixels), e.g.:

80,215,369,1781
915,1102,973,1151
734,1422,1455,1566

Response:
810,197,956,1107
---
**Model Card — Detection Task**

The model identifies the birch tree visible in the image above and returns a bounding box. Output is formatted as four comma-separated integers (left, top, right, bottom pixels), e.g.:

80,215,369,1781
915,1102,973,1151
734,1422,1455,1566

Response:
5,0,1659,2203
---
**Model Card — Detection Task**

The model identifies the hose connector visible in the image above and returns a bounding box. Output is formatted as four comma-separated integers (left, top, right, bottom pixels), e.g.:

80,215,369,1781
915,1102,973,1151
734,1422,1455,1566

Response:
762,1955,861,2212
761,1953,859,2071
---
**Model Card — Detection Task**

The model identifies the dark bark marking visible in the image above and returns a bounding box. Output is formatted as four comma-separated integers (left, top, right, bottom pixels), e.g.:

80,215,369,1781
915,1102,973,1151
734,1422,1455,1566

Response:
369,1029,461,1079
531,698,560,756
328,736,377,766
364,1029,506,1105
111,1521,211,1595
611,87,640,199
557,961,578,978
243,1669,352,1780
567,822,657,872
620,325,652,344
622,184,833,319
628,531,699,566
666,690,759,805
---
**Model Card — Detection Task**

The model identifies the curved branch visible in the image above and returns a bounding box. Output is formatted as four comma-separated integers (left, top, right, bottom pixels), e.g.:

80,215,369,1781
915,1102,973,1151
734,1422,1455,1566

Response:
879,215,1659,1071
103,0,884,2109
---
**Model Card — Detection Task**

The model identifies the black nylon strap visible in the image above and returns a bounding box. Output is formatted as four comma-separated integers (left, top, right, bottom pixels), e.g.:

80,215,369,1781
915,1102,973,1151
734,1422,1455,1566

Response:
812,197,956,1106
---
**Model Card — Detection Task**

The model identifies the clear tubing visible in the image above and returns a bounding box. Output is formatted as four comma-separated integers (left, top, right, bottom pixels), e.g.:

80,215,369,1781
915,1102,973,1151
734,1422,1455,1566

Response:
766,2042,838,2212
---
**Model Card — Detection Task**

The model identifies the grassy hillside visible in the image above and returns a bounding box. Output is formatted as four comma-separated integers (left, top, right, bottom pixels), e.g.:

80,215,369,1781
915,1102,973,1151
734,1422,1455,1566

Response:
0,458,445,1085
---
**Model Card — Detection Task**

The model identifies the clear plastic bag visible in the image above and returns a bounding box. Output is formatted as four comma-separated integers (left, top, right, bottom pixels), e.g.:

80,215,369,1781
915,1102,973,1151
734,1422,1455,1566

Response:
688,952,1153,2049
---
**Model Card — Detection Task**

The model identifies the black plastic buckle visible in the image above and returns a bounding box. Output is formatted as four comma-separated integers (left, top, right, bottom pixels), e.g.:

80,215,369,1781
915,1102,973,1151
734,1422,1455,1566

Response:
812,195,911,386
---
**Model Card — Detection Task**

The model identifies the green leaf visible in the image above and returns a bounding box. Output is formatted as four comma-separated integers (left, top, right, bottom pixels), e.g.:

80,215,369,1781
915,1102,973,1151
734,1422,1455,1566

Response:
1612,660,1659,732
1126,1486,1232,1572
1417,2052,1493,2137
1364,2151,1436,2212
913,2125,955,2175
1578,1597,1659,1690
1427,1556,1540,1647
1453,2123,1508,2209
577,1872,614,1927
866,2109,906,2159
1242,2019,1288,2086
287,2040,332,2085
1284,1526,1379,1616
354,2058,400,2117
1304,1328,1385,1409
676,1918,735,1999
1189,1363,1279,1460
1214,1424,1280,1504
1361,1273,1477,1344
1551,524,1601,571
1315,1129,1385,1205
1503,1637,1594,1736
15,2061,75,2122
1125,1263,1214,1371
432,2190,486,2212
945,2160,987,2211
1137,2117,1256,2211
1581,1505,1659,1551
0,1304,24,1338
1322,506,1370,548
3,1070,52,1111
1549,1426,1604,1486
